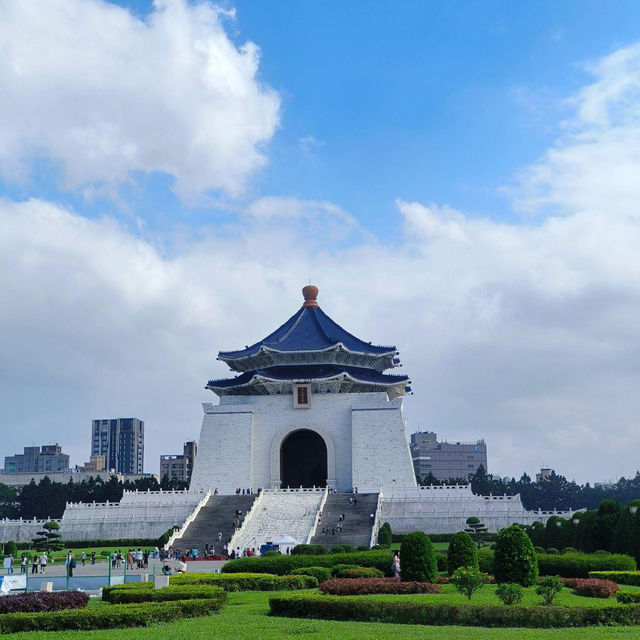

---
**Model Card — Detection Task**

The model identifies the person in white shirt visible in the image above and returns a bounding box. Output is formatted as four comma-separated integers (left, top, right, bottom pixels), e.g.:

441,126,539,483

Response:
175,556,187,573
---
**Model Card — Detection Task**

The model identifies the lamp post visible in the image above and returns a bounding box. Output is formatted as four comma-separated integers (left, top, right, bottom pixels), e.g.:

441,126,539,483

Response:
630,506,638,516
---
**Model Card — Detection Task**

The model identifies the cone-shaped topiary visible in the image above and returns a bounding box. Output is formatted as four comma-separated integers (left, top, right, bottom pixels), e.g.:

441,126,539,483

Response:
494,524,539,586
447,531,478,576
399,531,437,582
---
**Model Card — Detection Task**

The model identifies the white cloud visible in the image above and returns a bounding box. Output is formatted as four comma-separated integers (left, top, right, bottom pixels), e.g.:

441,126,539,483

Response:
512,42,640,217
0,0,280,198
299,135,324,153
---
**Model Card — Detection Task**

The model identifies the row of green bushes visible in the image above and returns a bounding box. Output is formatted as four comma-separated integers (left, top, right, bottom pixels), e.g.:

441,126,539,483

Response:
589,571,640,586
391,533,498,543
102,584,227,605
222,549,393,576
268,594,640,628
0,599,222,634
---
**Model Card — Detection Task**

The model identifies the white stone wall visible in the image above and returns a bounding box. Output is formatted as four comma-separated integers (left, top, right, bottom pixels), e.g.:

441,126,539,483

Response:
190,391,416,494
0,518,61,543
59,489,206,541
380,486,578,534
352,397,417,492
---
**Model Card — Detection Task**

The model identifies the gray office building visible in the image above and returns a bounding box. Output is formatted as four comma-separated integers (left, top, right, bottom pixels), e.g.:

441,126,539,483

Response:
91,418,144,474
4,444,70,474
410,431,487,483
160,440,197,483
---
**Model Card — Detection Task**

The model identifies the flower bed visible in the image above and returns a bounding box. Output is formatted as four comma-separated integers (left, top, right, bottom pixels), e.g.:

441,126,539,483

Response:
559,578,619,598
268,593,640,628
319,578,442,595
0,591,88,614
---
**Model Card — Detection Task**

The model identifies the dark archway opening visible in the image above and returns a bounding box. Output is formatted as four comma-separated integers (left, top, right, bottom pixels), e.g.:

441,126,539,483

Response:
280,429,327,488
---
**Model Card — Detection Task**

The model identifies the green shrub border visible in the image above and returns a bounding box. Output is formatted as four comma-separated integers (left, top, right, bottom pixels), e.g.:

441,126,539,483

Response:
0,599,222,634
268,593,640,628
222,550,393,576
102,584,226,604
172,573,317,591
590,571,640,586
537,554,636,578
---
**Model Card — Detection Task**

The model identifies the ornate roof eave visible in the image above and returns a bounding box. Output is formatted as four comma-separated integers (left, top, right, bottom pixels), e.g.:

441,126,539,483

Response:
218,342,399,372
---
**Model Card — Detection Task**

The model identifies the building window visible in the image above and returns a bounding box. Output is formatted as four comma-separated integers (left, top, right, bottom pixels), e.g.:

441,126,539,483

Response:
293,384,311,408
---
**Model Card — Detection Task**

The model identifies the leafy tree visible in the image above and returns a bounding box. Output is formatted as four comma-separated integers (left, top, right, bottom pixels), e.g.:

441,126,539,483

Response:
536,576,563,605
447,531,478,576
465,516,488,546
399,531,437,583
494,524,538,586
450,566,487,600
4,541,17,556
496,582,524,605
592,499,620,551
32,521,63,551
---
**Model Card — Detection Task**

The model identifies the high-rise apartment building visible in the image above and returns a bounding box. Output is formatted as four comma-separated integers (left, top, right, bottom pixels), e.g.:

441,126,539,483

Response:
410,431,487,482
160,440,197,483
91,418,144,474
4,444,70,474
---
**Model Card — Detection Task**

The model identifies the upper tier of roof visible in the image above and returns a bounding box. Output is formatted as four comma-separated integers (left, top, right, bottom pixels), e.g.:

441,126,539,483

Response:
218,286,399,372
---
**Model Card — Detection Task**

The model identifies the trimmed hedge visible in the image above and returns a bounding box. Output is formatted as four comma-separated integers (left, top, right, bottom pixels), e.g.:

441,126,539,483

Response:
291,544,329,555
572,579,619,598
590,570,640,586
0,599,222,634
335,567,383,579
0,592,88,614
400,532,437,583
477,549,494,574
290,566,332,583
319,578,441,595
537,553,636,578
102,584,226,605
616,591,640,604
222,550,393,576
170,572,317,591
268,593,640,628
447,531,478,576
494,525,538,586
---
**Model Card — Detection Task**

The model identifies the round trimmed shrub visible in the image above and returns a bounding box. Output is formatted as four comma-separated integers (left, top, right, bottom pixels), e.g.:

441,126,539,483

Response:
399,531,437,583
335,566,384,578
478,548,494,574
447,531,478,576
378,522,392,547
494,524,539,586
546,547,560,555
561,547,578,554
534,546,545,554
330,545,354,554
290,566,331,583
261,551,281,557
496,582,524,605
594,550,611,556
330,564,358,577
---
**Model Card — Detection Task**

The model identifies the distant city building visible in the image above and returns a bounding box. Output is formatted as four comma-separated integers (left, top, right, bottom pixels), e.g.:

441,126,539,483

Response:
83,454,106,472
4,444,70,474
91,418,144,474
160,441,197,483
410,431,487,482
536,467,554,482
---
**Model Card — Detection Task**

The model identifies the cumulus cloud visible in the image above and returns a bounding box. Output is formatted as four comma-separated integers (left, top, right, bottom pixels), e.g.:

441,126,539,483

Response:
0,0,280,198
3,36,640,488
513,42,640,216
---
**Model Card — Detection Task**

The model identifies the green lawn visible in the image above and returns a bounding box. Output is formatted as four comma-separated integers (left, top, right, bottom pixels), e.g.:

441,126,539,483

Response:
3,588,640,639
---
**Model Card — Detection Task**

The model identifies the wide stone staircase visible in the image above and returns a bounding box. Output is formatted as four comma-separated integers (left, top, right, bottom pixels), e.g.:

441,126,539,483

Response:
173,494,257,552
309,493,379,548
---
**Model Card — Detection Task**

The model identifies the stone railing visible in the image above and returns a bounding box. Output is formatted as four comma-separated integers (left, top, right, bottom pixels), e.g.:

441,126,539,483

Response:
369,488,384,548
305,487,329,544
165,489,211,548
228,491,265,552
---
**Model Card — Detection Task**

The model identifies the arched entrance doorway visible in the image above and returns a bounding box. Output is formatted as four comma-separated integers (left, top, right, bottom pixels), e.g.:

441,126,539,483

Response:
280,429,327,488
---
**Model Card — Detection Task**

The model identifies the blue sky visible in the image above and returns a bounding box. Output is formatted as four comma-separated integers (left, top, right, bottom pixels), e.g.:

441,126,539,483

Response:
2,0,640,482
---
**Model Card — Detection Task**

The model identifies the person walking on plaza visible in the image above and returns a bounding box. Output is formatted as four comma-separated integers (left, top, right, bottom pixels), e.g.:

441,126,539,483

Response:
20,554,27,574
81,551,86,567
31,554,39,574
91,551,96,565
66,550,76,577
39,553,47,574
392,552,401,580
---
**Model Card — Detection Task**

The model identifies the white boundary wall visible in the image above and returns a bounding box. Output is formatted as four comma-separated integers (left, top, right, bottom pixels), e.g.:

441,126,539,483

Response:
380,485,579,534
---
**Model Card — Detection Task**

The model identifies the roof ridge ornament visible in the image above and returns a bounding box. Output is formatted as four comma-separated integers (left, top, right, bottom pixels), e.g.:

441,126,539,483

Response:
302,284,319,308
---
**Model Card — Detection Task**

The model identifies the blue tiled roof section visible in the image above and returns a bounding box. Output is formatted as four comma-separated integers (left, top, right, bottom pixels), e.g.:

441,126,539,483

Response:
219,306,396,360
207,364,409,389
